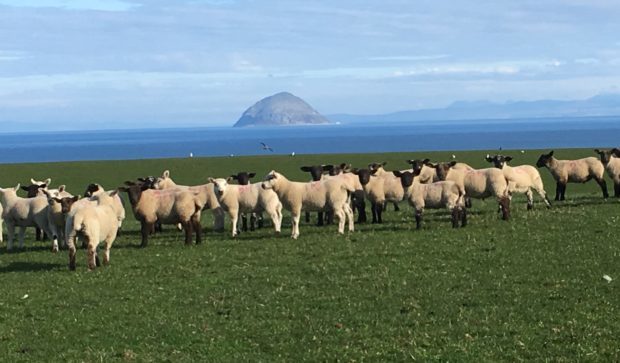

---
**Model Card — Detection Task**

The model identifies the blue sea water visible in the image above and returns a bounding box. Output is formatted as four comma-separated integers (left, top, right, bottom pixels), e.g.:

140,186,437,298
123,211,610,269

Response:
0,116,618,163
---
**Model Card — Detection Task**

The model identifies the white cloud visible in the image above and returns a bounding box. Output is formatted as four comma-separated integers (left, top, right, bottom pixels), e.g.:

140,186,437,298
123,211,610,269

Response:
0,0,138,11
368,55,450,62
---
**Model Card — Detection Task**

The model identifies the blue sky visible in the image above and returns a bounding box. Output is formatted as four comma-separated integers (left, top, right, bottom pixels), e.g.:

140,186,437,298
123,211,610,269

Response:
1,0,620,130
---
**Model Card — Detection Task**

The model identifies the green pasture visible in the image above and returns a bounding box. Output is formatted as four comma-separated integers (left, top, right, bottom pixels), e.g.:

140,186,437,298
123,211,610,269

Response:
0,148,618,361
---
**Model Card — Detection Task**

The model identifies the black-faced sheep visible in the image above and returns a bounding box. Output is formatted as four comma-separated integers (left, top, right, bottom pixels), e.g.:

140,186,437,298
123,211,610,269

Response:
536,151,608,200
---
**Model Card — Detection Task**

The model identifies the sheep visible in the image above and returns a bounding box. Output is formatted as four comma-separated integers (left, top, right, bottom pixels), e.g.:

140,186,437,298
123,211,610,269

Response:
209,177,282,237
406,159,438,184
21,178,51,241
327,163,367,223
300,165,333,226
368,162,404,212
153,170,225,232
119,182,203,247
393,168,466,229
352,162,405,223
84,183,126,233
0,183,59,252
42,188,75,250
427,161,511,220
536,150,608,200
485,154,552,209
261,170,354,239
230,171,262,231
65,191,120,270
594,148,620,198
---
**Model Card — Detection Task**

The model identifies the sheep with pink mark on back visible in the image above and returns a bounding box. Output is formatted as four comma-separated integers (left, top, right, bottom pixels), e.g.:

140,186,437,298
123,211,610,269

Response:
594,148,620,198
485,154,552,210
351,162,406,224
261,170,354,239
536,150,608,201
209,177,282,237
426,161,512,220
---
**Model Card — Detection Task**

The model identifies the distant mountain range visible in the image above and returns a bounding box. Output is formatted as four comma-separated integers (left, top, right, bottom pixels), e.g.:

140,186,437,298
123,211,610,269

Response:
234,92,330,127
328,94,620,123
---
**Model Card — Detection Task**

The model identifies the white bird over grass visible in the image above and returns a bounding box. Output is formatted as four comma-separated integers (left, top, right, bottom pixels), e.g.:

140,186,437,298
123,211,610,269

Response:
260,142,274,152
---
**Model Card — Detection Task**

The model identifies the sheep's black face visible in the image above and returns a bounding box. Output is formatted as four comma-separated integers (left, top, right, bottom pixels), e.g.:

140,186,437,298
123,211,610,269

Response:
612,148,620,158
594,149,612,165
368,162,386,172
59,196,79,214
536,153,553,168
433,163,454,181
353,169,372,185
119,185,144,206
407,159,429,173
231,172,256,185
486,155,513,169
21,184,46,198
301,165,333,181
84,183,100,197
397,171,415,188
137,176,157,189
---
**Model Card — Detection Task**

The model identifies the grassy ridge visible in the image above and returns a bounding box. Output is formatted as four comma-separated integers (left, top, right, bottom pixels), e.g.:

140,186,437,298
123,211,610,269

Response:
0,148,619,361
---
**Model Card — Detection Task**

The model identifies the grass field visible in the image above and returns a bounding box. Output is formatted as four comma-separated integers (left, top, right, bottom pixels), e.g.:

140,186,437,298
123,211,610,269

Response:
0,148,619,361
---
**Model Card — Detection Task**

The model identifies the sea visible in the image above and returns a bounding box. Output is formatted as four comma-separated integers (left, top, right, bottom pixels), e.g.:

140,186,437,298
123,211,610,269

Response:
0,116,618,164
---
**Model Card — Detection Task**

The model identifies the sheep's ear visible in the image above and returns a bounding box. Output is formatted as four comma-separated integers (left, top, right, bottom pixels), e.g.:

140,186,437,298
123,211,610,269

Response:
124,181,135,186
422,158,430,164
381,161,387,166
42,189,51,197
449,161,457,167
351,168,359,175
20,185,29,191
52,197,63,203
108,190,119,197
300,166,312,172
226,177,233,183
118,186,128,192
370,169,379,175
393,171,402,177
73,196,79,202
406,159,414,164
485,154,493,162
229,175,238,180
549,150,554,156
248,172,256,178
505,156,513,162
58,185,66,192
44,178,51,186
15,183,21,191
322,165,334,171
30,178,37,185
426,162,438,168
162,170,170,179
207,177,215,183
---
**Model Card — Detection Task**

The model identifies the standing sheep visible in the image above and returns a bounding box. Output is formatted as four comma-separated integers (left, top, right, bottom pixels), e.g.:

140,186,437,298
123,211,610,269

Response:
21,178,51,241
230,172,262,231
352,162,405,224
261,170,354,239
209,177,282,237
84,183,126,233
594,148,620,198
485,154,552,209
536,151,608,200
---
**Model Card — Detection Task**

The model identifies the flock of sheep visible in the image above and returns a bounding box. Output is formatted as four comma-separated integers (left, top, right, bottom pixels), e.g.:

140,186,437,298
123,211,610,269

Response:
0,148,618,270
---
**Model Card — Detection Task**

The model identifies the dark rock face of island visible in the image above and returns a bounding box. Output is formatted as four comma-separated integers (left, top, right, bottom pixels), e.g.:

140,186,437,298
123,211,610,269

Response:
233,92,331,127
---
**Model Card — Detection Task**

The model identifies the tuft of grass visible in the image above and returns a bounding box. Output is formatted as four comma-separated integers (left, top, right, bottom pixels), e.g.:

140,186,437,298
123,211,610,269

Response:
0,148,619,361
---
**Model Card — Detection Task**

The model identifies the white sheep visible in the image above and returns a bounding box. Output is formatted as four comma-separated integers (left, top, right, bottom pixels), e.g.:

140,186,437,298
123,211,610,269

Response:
393,169,466,228
119,182,203,247
594,148,620,198
428,161,511,220
84,183,126,232
0,183,59,252
406,159,438,184
65,191,120,270
352,163,405,223
154,170,225,232
261,170,354,239
209,177,282,237
42,188,75,250
536,150,608,200
485,154,552,209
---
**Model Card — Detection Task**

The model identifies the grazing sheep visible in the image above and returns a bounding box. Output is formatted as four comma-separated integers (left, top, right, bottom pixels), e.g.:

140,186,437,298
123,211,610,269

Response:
485,154,552,209
393,169,466,229
230,172,262,231
594,148,620,198
119,182,203,247
153,170,225,232
209,177,282,237
352,162,405,223
0,183,58,252
84,183,126,233
428,161,511,220
65,191,120,270
261,170,354,239
536,150,608,200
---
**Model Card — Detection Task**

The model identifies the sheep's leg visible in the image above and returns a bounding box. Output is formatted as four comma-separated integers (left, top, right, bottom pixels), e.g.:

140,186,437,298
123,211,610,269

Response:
451,208,459,228
370,202,379,223
376,202,383,224
87,240,98,271
595,177,609,199
193,216,202,245
334,207,346,234
344,203,354,232
35,227,42,241
415,209,423,229
317,212,324,226
257,212,264,229
525,189,534,210
18,226,26,249
241,213,248,232
267,208,281,233
354,195,367,223
0,218,3,243
140,221,152,248
460,207,467,227
213,208,225,232
6,222,15,251
533,184,552,208
393,202,400,212
249,213,256,230
305,211,311,224
464,197,472,208
230,209,239,237
614,182,620,198
554,182,561,201
67,231,77,271
499,197,511,220
182,221,193,245
291,210,301,239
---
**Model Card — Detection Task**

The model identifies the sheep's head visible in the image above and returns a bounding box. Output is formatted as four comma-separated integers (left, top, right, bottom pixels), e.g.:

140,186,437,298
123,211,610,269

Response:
136,176,157,189
261,171,279,190
91,190,116,206
393,169,420,189
300,165,333,181
328,163,351,176
407,159,430,173
430,161,457,181
368,162,387,172
536,151,554,168
119,181,149,206
485,154,513,169
612,148,620,158
21,182,48,198
56,196,79,214
594,149,614,165
84,183,102,197
230,172,256,185
209,177,232,198
351,168,377,186
0,183,21,197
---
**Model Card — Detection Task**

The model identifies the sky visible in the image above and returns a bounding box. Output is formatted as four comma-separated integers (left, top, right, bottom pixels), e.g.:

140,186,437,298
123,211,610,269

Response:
1,0,620,130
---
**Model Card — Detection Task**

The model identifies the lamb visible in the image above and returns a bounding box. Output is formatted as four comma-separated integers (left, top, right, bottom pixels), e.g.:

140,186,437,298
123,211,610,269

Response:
327,163,367,223
406,159,438,184
42,188,75,250
352,162,405,223
84,183,126,232
300,165,333,226
261,170,354,239
485,154,552,209
368,162,404,212
21,178,51,241
119,182,203,247
65,191,120,270
536,150,608,200
0,183,59,252
427,161,511,220
393,168,466,229
209,177,282,237
230,171,262,231
594,148,620,198
153,170,224,232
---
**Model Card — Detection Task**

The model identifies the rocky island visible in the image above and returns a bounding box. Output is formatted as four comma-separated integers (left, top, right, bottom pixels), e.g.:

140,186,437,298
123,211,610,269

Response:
233,92,331,127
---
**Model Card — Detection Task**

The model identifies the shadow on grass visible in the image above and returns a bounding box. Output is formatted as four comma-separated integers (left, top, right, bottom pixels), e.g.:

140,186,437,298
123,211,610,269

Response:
0,261,64,273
